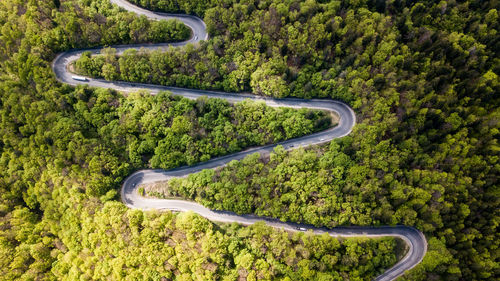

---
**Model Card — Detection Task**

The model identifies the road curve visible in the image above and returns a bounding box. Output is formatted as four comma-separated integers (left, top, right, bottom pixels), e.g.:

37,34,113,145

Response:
52,1,427,280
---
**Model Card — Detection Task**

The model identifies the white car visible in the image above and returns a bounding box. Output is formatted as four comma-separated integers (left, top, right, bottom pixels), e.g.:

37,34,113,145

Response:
72,75,88,82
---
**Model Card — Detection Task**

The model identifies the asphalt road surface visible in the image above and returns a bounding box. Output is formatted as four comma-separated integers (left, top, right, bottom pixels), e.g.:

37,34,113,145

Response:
52,1,427,280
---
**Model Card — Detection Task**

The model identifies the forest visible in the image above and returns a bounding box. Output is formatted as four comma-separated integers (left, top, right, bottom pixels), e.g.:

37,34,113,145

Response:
0,0,499,280
65,87,332,173
127,0,214,16
0,0,384,280
126,0,499,279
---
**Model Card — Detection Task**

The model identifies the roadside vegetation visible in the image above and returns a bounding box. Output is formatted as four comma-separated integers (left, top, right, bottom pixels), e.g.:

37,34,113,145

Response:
68,88,332,172
127,0,215,16
0,0,498,280
0,1,381,280
51,203,400,280
129,0,498,280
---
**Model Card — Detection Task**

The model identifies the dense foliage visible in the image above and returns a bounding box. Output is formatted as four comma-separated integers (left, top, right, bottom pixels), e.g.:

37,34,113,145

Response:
2,195,400,281
0,0,499,280
128,0,215,16
0,0,382,280
71,88,331,172
41,0,189,53
132,0,498,280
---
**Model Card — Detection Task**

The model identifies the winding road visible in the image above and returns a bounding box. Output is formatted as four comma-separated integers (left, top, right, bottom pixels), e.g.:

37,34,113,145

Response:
52,1,427,280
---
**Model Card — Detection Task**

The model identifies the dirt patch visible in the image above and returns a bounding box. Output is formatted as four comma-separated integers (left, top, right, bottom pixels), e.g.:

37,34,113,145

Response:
67,62,76,74
139,180,170,198
394,237,410,261
139,180,193,201
329,110,340,126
